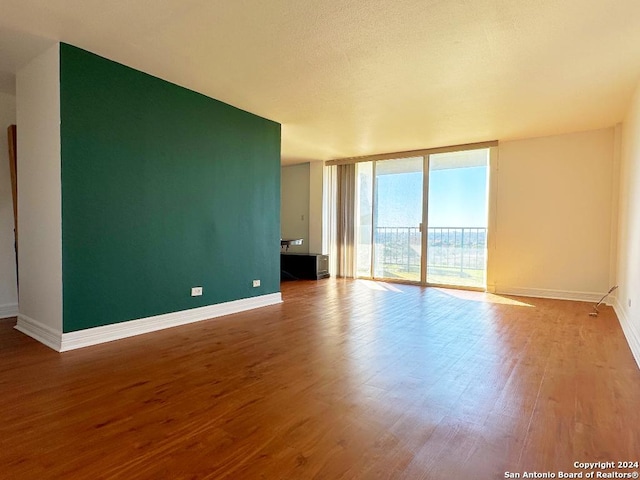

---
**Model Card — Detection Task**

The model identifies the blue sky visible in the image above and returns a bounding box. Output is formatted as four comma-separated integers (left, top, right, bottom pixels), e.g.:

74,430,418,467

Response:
376,166,488,228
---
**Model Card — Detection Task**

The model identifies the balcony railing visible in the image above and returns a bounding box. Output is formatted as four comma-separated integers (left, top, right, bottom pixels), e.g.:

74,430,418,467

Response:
371,226,487,285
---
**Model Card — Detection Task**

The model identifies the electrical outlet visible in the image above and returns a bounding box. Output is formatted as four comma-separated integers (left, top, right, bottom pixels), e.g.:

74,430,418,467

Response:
191,286,203,297
629,299,632,308
252,279,261,288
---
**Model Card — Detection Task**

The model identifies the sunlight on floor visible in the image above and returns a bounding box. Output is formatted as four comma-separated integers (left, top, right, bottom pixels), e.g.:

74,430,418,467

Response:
355,279,534,307
357,280,405,293
436,288,535,307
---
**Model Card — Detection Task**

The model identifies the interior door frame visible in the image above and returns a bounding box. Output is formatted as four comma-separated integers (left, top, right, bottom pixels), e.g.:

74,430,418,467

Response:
7,125,18,289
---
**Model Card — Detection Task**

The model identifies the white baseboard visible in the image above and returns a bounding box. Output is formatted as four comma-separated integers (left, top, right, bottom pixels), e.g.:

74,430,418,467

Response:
15,314,63,351
0,303,19,319
495,286,603,303
613,299,640,370
15,293,282,352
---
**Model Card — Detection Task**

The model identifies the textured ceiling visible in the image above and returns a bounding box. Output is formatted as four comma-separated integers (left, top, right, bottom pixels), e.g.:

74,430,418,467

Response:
1,0,640,164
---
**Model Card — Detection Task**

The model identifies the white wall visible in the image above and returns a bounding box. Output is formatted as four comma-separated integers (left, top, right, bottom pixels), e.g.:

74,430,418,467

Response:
15,44,62,333
308,161,326,254
0,92,18,318
615,79,640,367
281,163,310,254
493,128,616,300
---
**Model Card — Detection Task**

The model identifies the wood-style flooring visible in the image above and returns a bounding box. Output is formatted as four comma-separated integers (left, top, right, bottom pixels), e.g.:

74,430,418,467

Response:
1,279,639,479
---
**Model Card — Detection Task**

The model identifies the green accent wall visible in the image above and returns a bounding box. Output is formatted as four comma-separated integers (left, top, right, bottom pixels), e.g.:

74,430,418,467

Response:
60,44,281,333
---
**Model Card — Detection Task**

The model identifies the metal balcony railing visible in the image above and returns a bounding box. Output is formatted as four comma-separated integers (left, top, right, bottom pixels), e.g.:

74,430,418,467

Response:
373,226,487,281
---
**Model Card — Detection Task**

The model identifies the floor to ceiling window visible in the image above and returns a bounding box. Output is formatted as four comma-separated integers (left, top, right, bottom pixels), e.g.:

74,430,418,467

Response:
353,147,490,289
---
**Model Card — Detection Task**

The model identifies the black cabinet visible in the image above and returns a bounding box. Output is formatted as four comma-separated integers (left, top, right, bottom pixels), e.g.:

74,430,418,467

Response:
281,254,330,280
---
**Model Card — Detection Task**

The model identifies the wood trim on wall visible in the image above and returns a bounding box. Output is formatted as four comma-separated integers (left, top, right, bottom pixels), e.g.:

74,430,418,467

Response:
325,140,499,166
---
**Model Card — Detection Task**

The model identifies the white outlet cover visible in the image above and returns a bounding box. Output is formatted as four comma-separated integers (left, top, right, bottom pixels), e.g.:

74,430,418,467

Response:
191,286,203,296
253,280,261,287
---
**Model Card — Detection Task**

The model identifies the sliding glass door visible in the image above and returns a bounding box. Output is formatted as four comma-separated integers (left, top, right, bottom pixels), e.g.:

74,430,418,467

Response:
374,157,424,281
356,157,423,282
355,148,489,289
426,149,489,288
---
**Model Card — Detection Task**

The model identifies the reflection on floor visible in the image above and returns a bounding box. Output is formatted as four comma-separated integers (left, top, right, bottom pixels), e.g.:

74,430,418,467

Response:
1,278,638,479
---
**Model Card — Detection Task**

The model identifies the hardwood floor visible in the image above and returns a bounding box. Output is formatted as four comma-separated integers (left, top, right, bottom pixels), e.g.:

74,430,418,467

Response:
1,279,639,479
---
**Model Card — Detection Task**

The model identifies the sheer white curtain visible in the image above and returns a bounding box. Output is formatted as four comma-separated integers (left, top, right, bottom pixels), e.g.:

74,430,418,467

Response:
325,165,338,276
335,163,356,277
